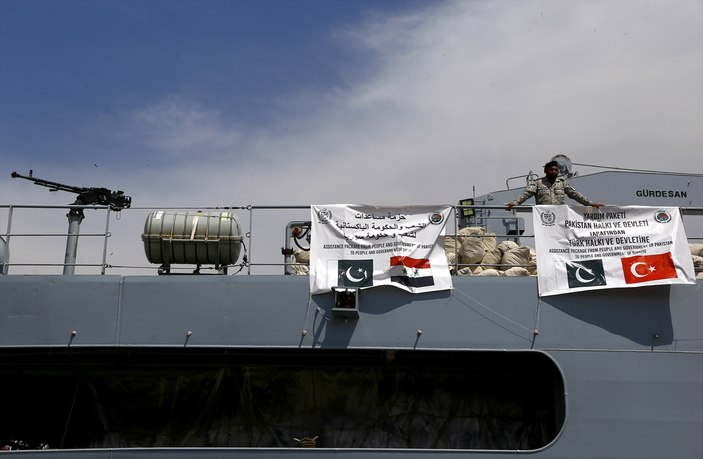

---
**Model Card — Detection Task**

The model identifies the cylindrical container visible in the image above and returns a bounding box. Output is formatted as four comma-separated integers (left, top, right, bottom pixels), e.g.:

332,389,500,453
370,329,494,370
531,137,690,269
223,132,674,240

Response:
142,211,242,267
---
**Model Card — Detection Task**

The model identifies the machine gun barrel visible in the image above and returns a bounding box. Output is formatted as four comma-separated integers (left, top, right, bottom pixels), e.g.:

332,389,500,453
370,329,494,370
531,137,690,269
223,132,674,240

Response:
11,170,86,194
11,170,132,211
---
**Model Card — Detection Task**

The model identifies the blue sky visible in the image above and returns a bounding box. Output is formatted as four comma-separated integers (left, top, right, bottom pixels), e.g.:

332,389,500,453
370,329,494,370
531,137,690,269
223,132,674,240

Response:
1,1,409,128
1,0,430,178
2,0,701,207
1,0,702,273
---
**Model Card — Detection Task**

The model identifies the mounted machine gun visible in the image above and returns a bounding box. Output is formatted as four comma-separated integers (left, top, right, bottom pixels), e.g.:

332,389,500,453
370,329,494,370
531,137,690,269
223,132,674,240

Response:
11,170,132,274
11,170,131,211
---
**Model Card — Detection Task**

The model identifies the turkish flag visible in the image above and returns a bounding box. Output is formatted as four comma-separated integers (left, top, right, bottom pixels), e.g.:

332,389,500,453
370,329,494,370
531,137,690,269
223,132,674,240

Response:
621,252,678,284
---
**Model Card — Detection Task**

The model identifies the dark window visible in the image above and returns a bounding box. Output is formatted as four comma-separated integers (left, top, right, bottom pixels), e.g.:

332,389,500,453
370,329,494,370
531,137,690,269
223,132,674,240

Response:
1,348,564,450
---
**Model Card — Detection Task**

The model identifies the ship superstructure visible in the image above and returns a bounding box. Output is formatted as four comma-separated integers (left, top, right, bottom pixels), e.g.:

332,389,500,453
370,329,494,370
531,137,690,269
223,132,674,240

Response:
1,161,701,458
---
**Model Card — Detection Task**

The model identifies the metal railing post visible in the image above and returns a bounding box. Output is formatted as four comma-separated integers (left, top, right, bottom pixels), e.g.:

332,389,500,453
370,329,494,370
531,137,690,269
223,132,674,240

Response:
100,209,112,275
1,206,13,274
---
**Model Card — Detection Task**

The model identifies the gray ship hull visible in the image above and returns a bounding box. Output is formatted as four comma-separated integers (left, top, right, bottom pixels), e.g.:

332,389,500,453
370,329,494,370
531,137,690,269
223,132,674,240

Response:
2,275,701,458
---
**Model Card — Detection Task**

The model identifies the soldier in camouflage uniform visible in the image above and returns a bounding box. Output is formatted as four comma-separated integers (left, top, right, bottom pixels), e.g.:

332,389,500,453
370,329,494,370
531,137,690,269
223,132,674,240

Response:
506,161,603,209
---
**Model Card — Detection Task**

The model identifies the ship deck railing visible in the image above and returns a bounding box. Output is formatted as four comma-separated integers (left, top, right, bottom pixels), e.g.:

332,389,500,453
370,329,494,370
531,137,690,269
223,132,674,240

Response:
0,204,701,276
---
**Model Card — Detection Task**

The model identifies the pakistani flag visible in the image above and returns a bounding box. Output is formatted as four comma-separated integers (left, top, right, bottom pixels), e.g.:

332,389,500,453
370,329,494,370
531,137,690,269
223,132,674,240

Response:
566,259,607,289
338,259,373,288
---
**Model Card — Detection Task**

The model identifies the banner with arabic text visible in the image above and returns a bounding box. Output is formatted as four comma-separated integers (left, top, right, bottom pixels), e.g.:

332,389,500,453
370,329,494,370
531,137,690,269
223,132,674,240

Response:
533,205,695,296
310,205,453,294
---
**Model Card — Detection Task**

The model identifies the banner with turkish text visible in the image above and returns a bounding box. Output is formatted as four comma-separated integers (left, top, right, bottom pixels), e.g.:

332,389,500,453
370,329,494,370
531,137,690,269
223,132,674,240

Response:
310,205,453,294
533,205,695,296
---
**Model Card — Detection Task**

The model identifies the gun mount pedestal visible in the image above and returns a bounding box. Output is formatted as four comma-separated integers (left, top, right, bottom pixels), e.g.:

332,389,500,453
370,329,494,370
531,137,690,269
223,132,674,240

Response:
63,208,85,275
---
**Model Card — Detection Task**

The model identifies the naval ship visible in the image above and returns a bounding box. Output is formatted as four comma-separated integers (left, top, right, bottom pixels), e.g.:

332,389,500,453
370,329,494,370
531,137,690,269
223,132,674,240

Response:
1,157,701,458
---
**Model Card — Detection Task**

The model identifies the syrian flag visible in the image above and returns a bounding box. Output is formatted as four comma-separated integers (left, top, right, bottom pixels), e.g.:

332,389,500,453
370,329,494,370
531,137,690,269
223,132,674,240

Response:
390,256,434,288
621,252,678,284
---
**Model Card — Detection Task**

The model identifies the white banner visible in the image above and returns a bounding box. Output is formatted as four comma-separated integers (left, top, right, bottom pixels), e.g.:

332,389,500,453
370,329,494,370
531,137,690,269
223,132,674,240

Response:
310,205,453,294
533,205,695,296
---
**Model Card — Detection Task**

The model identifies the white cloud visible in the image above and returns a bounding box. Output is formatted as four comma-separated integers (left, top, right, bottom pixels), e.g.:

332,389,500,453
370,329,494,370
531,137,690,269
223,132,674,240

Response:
125,95,244,160
91,1,701,203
